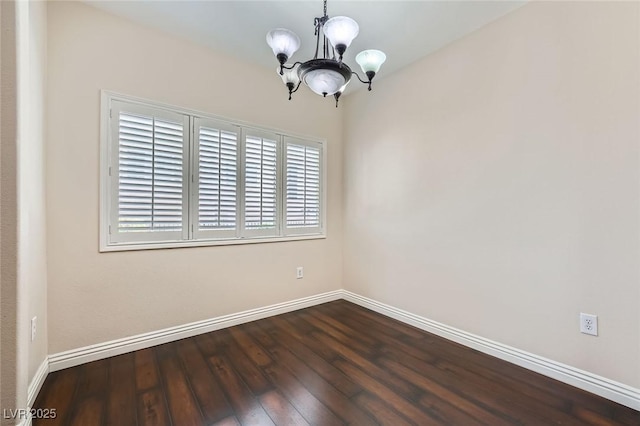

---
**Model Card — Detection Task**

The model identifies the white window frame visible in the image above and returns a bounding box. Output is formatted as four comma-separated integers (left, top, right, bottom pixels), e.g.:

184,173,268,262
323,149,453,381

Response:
100,91,326,252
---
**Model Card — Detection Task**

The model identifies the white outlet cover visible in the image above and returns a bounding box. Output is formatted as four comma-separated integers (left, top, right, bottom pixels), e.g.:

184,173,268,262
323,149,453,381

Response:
580,313,598,336
296,267,303,279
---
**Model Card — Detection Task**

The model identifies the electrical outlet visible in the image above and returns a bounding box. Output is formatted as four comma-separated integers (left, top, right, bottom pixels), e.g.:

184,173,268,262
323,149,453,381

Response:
31,316,37,342
580,313,598,336
296,267,304,279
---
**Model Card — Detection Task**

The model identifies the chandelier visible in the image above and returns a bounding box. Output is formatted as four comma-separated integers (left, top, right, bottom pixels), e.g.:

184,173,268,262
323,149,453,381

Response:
266,0,386,107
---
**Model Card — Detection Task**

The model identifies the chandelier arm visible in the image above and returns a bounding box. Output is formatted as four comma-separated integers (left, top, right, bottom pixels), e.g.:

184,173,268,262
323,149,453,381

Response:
352,70,373,91
313,19,321,59
291,80,303,94
323,33,327,59
352,70,369,84
282,61,303,70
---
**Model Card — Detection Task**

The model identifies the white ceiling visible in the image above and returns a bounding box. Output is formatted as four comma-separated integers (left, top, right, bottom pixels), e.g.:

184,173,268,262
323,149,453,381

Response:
85,0,526,92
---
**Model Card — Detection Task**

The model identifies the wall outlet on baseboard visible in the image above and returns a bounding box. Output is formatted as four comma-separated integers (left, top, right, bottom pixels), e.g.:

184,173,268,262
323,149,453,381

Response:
31,316,37,341
296,267,304,279
580,313,598,336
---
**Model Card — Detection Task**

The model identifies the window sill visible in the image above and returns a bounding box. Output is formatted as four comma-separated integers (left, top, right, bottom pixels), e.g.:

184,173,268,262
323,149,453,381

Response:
99,233,327,253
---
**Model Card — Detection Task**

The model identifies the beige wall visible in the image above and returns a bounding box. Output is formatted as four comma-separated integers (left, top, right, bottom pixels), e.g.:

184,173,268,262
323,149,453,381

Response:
1,0,21,421
343,1,640,388
1,1,47,422
46,1,343,353
18,0,48,392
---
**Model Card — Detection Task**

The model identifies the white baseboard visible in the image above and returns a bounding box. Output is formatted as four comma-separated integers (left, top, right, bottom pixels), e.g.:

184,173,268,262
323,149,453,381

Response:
342,290,640,411
48,290,342,372
11,357,49,426
38,288,639,413
27,357,49,407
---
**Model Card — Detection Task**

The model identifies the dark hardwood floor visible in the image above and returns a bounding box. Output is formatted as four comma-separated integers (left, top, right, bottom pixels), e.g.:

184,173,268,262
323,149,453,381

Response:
33,300,639,425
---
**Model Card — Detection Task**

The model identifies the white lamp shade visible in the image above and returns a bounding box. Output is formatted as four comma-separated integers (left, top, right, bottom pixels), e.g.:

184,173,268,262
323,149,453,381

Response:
266,28,301,58
336,80,350,94
278,64,300,86
303,68,346,96
323,16,359,49
355,49,387,74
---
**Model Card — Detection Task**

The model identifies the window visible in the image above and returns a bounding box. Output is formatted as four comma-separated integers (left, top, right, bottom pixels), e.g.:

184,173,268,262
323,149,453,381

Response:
193,118,239,240
101,92,325,251
244,130,279,237
285,137,322,235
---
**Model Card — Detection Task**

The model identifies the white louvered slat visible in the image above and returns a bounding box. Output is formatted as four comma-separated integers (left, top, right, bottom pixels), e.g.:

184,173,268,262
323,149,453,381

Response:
286,142,321,228
198,125,238,231
117,112,184,233
245,135,277,230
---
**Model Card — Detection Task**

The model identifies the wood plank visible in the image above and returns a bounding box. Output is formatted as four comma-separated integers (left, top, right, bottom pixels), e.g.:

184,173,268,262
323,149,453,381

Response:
258,390,310,426
242,320,277,349
379,357,512,425
572,406,625,426
304,308,379,348
330,301,427,339
208,354,276,426
193,332,220,356
613,405,640,424
211,416,241,426
297,311,375,356
137,388,171,426
255,319,363,398
156,343,204,426
227,325,273,367
32,368,79,426
353,392,414,426
432,356,573,412
312,330,421,398
135,348,159,391
379,355,581,425
106,353,137,426
220,328,273,395
261,361,344,426
278,310,318,336
324,305,439,364
333,358,444,425
203,328,232,356
68,395,103,426
175,336,234,422
271,316,343,362
77,358,109,396
265,343,376,425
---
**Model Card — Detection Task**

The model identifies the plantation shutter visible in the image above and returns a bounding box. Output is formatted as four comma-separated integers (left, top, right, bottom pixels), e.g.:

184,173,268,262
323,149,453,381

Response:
285,137,323,235
102,93,326,251
109,101,189,244
243,130,280,237
193,118,239,239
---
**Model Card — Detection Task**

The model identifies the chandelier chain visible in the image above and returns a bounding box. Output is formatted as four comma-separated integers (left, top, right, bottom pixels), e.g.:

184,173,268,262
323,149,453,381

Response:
324,0,327,17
